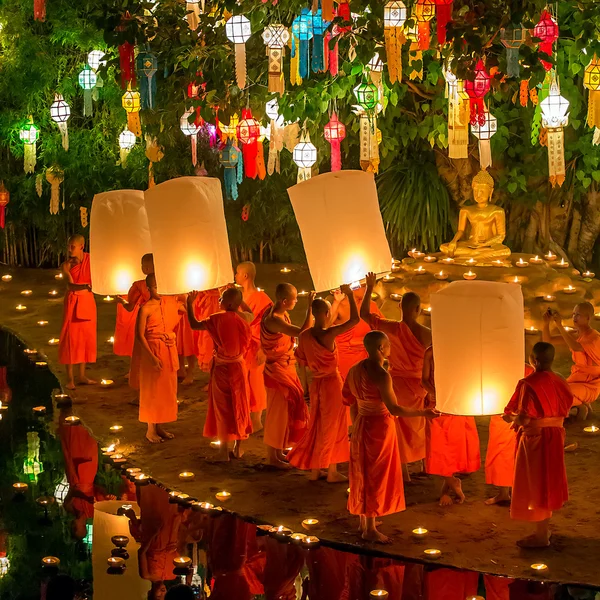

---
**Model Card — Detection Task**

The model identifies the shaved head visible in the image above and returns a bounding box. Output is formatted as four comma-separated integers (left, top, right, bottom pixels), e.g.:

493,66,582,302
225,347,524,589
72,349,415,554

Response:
576,302,595,319
68,234,85,245
532,341,555,368
401,291,420,313
237,262,256,278
141,253,154,275
276,283,296,302
312,298,330,316
221,286,242,309
364,330,388,355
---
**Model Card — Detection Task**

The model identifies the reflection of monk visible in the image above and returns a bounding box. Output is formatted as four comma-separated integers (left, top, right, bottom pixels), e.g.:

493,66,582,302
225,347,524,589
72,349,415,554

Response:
262,535,303,600
425,568,478,600
306,546,357,600
484,574,514,600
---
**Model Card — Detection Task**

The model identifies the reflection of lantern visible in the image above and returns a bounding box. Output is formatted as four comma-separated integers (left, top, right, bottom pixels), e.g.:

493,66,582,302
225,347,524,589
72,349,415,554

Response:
263,24,290,94
225,15,252,90
50,94,71,151
534,10,558,71
470,109,497,170
501,26,526,78
414,0,435,51
236,108,260,179
584,55,600,131
118,129,136,167
136,52,158,109
19,118,39,174
293,132,317,183
431,281,524,416
324,112,346,172
144,177,234,293
384,1,406,84
180,109,201,166
78,66,97,116
464,59,490,126
0,183,9,229
288,171,393,292
219,139,241,200
540,81,569,187
122,84,142,137
292,9,314,80
434,0,453,44
90,190,152,295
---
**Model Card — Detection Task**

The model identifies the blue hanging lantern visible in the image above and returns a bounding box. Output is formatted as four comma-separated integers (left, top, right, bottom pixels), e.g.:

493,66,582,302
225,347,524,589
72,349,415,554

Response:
137,52,158,109
311,9,331,74
292,8,314,80
220,139,241,200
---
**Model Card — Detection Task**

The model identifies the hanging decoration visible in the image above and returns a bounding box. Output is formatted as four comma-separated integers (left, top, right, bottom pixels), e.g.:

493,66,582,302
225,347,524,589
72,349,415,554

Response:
311,9,330,74
414,0,435,51
319,0,334,21
19,118,39,174
225,15,252,90
117,13,136,89
0,183,9,229
88,50,106,71
34,0,46,21
137,52,158,110
470,109,497,170
327,3,351,76
383,1,406,84
46,166,64,215
540,80,570,187
293,132,317,183
78,66,97,117
434,0,453,44
500,26,526,78
464,59,491,126
584,55,600,140
534,10,558,71
292,8,314,80
220,113,240,142
80,206,89,228
354,82,381,173
241,203,250,222
118,129,136,167
531,73,551,145
262,24,290,95
145,136,164,187
266,99,284,175
443,64,469,159
324,112,346,172
220,139,241,200
50,94,71,152
236,109,260,179
180,109,202,167
36,174,43,197
256,128,267,180
122,84,142,137
406,24,423,80
367,54,385,104
186,0,202,31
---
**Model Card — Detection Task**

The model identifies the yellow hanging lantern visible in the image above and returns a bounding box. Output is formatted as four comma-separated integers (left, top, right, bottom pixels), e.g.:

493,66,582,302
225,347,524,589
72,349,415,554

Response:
121,84,142,137
46,167,64,215
262,24,291,95
405,25,423,81
443,64,469,159
384,1,407,84
584,55,600,132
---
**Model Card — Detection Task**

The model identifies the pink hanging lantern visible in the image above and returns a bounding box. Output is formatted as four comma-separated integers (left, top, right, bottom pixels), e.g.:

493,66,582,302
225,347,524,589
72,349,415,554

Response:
534,10,558,71
324,112,346,172
464,60,491,126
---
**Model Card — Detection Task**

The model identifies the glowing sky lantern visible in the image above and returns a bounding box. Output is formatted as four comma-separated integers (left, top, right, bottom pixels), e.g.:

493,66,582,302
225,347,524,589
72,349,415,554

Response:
288,171,392,292
89,189,152,295
430,281,524,416
144,177,233,294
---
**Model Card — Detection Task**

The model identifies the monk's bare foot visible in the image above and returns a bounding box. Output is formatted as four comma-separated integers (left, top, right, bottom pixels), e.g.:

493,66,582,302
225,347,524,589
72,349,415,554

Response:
362,530,392,544
268,458,292,470
79,377,97,385
326,472,348,483
251,414,263,433
181,376,194,386
402,464,412,483
146,433,163,444
308,470,327,481
576,404,590,421
157,427,174,440
232,443,244,459
358,519,381,532
66,382,76,390
485,491,511,506
439,494,454,507
448,476,465,504
517,533,551,548
564,442,579,452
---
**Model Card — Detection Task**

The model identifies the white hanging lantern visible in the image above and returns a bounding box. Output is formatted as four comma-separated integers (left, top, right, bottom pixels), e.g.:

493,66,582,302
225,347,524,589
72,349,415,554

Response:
87,50,106,71
118,128,136,167
180,109,202,166
384,1,407,84
266,99,284,175
50,94,71,151
263,24,291,94
293,132,317,183
470,109,497,170
225,15,252,90
540,81,570,187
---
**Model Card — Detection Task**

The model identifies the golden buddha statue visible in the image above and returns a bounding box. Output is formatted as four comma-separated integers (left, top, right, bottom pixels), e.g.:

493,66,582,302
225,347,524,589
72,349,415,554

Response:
440,170,511,261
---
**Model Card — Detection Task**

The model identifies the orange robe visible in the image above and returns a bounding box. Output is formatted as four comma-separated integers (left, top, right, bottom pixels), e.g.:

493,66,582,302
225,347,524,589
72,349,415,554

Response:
58,252,97,365
113,280,150,357
262,535,303,600
343,360,405,517
175,311,196,357
138,297,180,424
568,328,600,406
425,568,478,600
287,330,349,470
193,289,221,371
484,574,514,600
306,547,356,600
345,555,405,600
508,370,572,522
244,290,273,413
202,311,252,441
369,315,427,463
261,309,308,448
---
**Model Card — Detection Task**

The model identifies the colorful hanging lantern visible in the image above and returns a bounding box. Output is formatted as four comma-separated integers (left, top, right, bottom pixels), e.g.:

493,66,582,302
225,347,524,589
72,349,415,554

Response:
540,81,569,187
464,59,491,126
444,64,469,159
384,1,407,84
262,24,291,95
80,206,89,228
311,9,330,74
137,52,158,110
220,139,241,200
145,135,164,187
500,26,526,78
122,84,142,137
46,166,64,215
266,99,284,175
236,109,260,179
414,0,435,51
324,112,346,172
180,109,202,167
359,114,381,173
225,15,252,90
353,82,379,112
50,94,71,152
88,50,106,71
368,54,385,104
118,129,136,167
34,0,45,21
0,183,9,229
534,10,558,72
434,0,453,44
293,132,317,183
406,25,423,81
117,13,136,89
470,109,497,170
584,55,600,133
186,0,202,31
292,8,314,80
78,66,97,117
19,118,39,174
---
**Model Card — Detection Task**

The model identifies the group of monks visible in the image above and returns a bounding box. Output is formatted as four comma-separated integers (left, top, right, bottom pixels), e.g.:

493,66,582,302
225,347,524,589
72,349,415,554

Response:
57,235,600,549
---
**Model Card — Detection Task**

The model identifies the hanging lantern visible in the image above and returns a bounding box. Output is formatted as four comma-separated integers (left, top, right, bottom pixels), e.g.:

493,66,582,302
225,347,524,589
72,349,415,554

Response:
46,166,64,215
118,129,136,167
220,113,240,142
405,24,423,80
434,0,453,44
80,206,89,228
292,8,314,80
78,66,97,117
584,55,600,134
464,59,491,126
236,109,260,179
414,0,435,51
186,0,202,31
136,52,158,110
225,15,252,90
293,132,317,183
145,135,164,187
262,24,290,95
50,94,71,152
19,118,39,174
540,81,569,187
444,64,469,159
324,112,346,172
88,50,106,71
0,183,9,229
180,109,202,167
353,82,379,112
470,109,497,170
34,0,45,21
311,9,330,74
117,13,136,89
367,53,385,104
266,99,284,175
122,84,142,137
534,10,558,72
384,1,407,84
500,26,526,78
219,139,241,200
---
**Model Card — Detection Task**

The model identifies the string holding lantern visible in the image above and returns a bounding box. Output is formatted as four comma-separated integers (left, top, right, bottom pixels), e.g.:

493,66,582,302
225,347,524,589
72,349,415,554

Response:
0,183,9,229
470,108,497,170
293,132,317,183
225,15,252,90
311,9,330,74
122,84,142,137
117,13,136,89
434,0,453,44
534,10,558,72
262,24,290,95
34,0,45,21
50,94,71,152
584,55,600,139
137,52,158,110
46,166,64,215
414,0,435,51
324,112,346,172
443,63,469,159
19,118,39,174
78,66,97,117
384,1,407,84
219,139,241,200
292,8,314,80
186,0,202,31
501,26,526,78
464,59,491,126
266,99,285,175
180,109,202,167
237,108,260,179
540,80,570,187
118,129,136,167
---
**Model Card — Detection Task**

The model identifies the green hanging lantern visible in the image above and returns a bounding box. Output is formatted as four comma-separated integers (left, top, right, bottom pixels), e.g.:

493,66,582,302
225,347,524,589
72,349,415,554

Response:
19,118,40,174
353,82,379,111
78,65,97,116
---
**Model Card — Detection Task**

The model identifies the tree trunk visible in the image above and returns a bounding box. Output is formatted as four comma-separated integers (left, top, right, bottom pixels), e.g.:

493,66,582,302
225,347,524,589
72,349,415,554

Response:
567,206,581,259
577,184,600,268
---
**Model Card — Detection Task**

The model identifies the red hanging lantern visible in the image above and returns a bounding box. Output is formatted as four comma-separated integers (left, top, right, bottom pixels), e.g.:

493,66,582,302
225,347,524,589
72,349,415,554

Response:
434,0,453,44
415,0,435,51
534,10,558,71
0,183,9,229
236,108,260,179
324,112,346,172
34,0,46,21
464,60,491,126
187,73,207,127
117,12,136,89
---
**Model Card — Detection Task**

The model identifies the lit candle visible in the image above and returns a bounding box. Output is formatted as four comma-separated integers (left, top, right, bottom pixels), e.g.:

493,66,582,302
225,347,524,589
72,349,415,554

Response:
298,290,309,297
102,444,116,455
48,338,59,345
23,349,37,355
423,548,442,560
179,471,195,482
369,590,389,599
542,295,556,302
583,425,599,433
48,290,59,297
15,305,26,311
101,379,114,386
434,271,448,280
412,251,425,260
555,258,569,268
55,393,70,401
596,312,600,320
195,502,214,513
173,556,192,568
515,258,528,268
41,556,60,567
390,293,402,301
531,563,548,573
210,440,221,448
135,473,150,485
290,532,307,544
111,535,129,548
55,273,63,280
12,482,28,493
37,320,49,326
544,251,556,262
107,557,125,568
511,276,521,284
21,290,32,296
424,256,437,263
35,361,47,367
284,447,293,453
414,266,427,275
271,525,293,538
33,406,46,414
562,285,577,294
564,326,575,332
465,258,477,266
126,467,141,476
109,425,123,433
408,248,417,258
110,453,126,463
492,259,505,267
107,336,115,344
215,490,231,502
64,416,80,425
463,271,477,280
383,274,395,282
302,535,320,548
525,326,539,334
301,518,319,531
36,496,54,506
1,274,12,282
257,287,264,292
412,527,428,539
441,257,455,265
280,267,291,273
422,306,432,314
104,295,114,302
582,271,595,279
529,255,544,265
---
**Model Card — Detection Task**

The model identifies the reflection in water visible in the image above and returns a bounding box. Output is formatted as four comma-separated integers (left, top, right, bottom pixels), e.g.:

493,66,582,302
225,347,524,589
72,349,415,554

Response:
0,329,596,599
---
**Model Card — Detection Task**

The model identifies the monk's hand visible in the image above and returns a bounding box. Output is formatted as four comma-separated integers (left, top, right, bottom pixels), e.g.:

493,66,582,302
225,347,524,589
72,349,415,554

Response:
116,296,127,305
542,308,553,324
187,290,199,306
308,291,316,305
365,272,377,288
340,283,353,297
423,408,440,419
552,311,563,327
332,289,345,303
152,356,163,371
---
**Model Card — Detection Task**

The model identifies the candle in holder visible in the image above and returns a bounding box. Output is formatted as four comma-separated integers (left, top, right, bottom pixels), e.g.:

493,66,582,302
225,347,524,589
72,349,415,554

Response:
302,518,319,531
101,379,114,387
383,274,395,283
15,305,26,311
36,361,48,367
110,454,126,464
582,271,595,279
412,251,425,260
24,349,37,355
515,258,528,268
109,425,123,433
434,271,448,281
126,467,141,476
369,591,389,599
526,326,539,335
414,266,426,275
423,548,442,560
463,271,477,281
48,338,59,346
492,259,505,267
302,535,320,548
12,482,28,493
531,563,548,574
64,416,80,425
544,251,557,262
271,525,293,539
555,258,569,269
107,336,115,344
55,273,63,280
215,491,231,502
2,274,12,282
33,406,46,415
441,257,455,265
195,502,214,513
179,471,195,482
422,306,432,315
564,326,575,332
424,255,437,263
42,556,60,567
511,276,521,284
389,293,402,302
102,444,116,455
290,533,307,544
210,440,222,449
21,290,32,296
584,425,599,433
542,294,556,302
135,474,150,485
529,255,544,265
563,285,577,294
107,557,125,568
408,248,417,257
412,527,428,539
280,267,291,273
37,320,49,326
103,295,114,302
465,258,477,266
173,556,192,568
111,535,129,548
48,290,59,297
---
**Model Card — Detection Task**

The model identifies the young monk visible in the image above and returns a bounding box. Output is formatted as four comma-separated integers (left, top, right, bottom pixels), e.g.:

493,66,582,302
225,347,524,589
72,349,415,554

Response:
287,284,359,482
422,345,480,506
261,284,315,469
343,331,436,543
542,303,600,420
235,261,273,432
114,253,154,357
187,287,254,461
361,272,431,480
59,234,97,390
504,341,572,547
136,274,181,444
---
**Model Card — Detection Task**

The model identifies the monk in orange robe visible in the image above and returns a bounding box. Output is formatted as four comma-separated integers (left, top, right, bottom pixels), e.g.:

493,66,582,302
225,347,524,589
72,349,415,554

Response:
235,261,273,432
504,341,572,547
187,287,254,461
542,302,600,419
58,235,97,390
361,272,431,479
422,345,480,506
261,283,314,468
192,289,221,373
287,284,359,482
114,253,154,357
342,330,436,543
137,274,181,444
485,363,534,506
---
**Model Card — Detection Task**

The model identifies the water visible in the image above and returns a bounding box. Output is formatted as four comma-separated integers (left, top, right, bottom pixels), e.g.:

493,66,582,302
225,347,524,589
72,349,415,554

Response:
0,329,597,600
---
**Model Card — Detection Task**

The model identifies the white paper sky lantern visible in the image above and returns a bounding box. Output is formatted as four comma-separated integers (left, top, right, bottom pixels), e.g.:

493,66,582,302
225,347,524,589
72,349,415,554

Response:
90,190,152,295
287,170,393,292
430,281,525,416
144,177,233,294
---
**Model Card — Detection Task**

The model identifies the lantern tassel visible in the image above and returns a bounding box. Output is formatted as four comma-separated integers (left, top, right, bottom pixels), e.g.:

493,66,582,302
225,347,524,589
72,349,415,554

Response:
235,43,247,90
299,37,310,80
140,72,157,110
417,21,430,51
594,128,600,146
24,143,37,174
436,2,453,45
191,134,198,167
321,0,334,21
448,87,469,159
83,90,93,117
327,34,339,76
290,36,303,85
236,147,244,184
46,169,63,215
120,148,131,168
186,1,201,31
478,140,492,170
385,27,404,84
224,167,238,200
57,122,69,152
0,205,5,229
408,43,423,81
92,74,104,102
547,128,565,188
268,48,285,94
36,174,43,197
241,139,258,179
127,112,142,137
506,48,520,78
330,139,341,171
80,207,88,228
312,33,325,73
256,142,266,180
587,90,600,129
34,0,46,21
119,41,136,89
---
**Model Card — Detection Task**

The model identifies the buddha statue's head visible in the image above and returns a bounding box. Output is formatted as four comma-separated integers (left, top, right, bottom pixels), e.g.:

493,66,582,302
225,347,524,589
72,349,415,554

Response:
472,169,494,205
